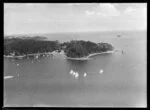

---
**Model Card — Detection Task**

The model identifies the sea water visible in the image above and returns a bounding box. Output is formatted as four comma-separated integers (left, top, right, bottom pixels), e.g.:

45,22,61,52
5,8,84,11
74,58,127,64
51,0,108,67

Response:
4,30,146,107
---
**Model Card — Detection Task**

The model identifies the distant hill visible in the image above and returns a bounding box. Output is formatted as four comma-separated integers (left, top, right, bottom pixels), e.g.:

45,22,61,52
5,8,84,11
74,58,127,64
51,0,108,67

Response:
4,35,47,41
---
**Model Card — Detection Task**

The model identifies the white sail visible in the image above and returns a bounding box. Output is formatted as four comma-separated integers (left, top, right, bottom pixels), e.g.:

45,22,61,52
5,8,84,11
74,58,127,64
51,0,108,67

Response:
72,71,76,75
99,69,104,74
70,70,74,74
83,73,87,77
75,72,79,78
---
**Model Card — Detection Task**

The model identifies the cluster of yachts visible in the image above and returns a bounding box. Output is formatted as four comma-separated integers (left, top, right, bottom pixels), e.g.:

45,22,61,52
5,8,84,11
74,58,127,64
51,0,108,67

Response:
4,69,104,80
69,69,104,78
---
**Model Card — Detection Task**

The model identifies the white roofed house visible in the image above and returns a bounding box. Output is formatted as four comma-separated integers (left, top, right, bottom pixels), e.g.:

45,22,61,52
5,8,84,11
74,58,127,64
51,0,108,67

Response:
10,51,15,56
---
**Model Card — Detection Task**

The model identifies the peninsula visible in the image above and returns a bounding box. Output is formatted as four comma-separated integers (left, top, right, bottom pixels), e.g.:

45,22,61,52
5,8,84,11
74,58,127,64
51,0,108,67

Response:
4,36,115,60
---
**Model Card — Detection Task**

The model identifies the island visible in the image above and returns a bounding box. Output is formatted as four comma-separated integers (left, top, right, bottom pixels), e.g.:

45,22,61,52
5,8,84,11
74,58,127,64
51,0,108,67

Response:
4,36,115,60
62,40,114,60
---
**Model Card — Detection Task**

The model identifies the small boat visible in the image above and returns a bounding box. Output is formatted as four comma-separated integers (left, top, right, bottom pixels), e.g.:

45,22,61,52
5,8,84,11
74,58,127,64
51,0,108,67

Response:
35,55,39,59
4,76,14,79
73,71,76,75
83,73,87,77
75,72,79,78
17,64,19,66
99,69,104,74
122,50,125,54
117,35,121,37
70,70,74,74
72,71,77,76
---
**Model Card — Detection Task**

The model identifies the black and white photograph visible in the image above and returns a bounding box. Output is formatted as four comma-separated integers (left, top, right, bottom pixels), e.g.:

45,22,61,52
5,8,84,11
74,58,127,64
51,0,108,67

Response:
4,3,147,107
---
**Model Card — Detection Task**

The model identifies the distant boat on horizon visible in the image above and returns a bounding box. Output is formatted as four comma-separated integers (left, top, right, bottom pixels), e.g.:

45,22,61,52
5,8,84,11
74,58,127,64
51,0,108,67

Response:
117,35,121,37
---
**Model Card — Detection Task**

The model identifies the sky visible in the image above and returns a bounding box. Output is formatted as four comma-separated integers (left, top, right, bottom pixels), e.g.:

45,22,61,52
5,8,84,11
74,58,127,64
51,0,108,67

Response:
4,3,147,35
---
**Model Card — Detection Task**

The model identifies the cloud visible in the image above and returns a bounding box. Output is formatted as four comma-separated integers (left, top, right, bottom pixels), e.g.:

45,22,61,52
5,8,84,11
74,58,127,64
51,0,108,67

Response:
123,5,146,20
67,3,82,6
121,5,147,30
85,10,95,15
124,7,136,14
97,3,119,15
84,3,147,31
85,3,120,16
4,3,147,35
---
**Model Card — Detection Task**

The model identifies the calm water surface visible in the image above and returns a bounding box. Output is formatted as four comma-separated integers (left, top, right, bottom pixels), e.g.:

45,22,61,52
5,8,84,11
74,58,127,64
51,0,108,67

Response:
4,31,146,107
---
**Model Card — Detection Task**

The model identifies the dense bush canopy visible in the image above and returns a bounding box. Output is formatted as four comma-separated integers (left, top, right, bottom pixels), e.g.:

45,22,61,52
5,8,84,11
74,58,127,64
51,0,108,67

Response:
63,40,114,58
4,37,60,55
4,37,114,58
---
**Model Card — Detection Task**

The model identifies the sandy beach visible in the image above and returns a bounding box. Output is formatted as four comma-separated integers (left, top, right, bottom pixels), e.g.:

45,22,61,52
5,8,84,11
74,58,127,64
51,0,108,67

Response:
66,49,116,60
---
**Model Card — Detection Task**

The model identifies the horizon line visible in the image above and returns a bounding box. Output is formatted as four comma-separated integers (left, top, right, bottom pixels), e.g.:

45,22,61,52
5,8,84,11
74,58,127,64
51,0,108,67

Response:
4,29,146,36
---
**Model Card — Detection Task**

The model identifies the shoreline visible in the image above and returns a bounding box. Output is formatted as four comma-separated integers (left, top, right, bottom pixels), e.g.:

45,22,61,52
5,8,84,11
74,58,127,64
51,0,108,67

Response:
65,57,90,60
66,49,116,60
4,48,121,60
4,50,65,59
4,52,55,58
4,49,118,60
